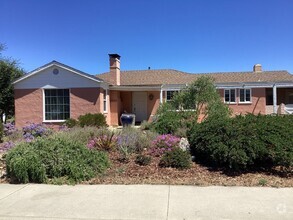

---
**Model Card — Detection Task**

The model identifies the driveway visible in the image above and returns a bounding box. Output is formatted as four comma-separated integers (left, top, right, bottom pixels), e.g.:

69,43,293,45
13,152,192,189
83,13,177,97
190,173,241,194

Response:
0,184,292,220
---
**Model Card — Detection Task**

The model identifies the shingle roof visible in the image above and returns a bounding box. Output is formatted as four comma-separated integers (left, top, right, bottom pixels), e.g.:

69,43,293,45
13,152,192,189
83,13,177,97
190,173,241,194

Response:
97,69,293,86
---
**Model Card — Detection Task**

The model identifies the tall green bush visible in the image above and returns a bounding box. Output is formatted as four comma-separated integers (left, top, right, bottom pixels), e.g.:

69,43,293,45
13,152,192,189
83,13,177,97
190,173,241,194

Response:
188,114,293,170
6,136,110,183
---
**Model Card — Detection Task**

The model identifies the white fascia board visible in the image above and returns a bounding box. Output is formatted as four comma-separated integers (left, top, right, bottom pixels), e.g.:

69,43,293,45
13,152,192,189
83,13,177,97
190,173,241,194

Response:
216,82,293,89
161,84,188,91
110,86,161,91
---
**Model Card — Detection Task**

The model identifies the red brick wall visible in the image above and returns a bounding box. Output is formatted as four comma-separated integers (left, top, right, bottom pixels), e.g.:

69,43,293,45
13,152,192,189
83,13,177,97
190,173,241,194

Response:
218,88,266,115
147,91,160,122
15,89,43,128
14,88,103,128
109,90,121,126
70,88,102,119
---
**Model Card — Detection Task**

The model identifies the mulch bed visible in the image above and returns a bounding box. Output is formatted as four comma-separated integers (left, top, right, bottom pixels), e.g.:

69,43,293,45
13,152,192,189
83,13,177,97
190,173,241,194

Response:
85,151,293,187
1,152,292,187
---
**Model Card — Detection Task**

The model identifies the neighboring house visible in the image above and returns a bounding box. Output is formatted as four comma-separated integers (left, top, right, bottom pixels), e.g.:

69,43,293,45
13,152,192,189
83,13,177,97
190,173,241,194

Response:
13,54,293,128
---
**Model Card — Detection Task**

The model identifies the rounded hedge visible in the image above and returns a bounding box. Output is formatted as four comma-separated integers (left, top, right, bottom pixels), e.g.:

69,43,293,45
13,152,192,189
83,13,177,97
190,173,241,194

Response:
187,114,293,170
5,136,110,183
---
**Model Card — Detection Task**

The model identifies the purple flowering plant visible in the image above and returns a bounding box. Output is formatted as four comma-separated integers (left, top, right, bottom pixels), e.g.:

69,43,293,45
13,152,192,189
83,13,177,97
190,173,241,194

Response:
149,134,180,157
22,123,52,142
0,141,16,153
3,123,17,136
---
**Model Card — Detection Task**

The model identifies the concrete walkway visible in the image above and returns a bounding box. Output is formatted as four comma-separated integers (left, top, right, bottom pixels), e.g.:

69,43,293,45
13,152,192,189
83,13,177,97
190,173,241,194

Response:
0,184,292,220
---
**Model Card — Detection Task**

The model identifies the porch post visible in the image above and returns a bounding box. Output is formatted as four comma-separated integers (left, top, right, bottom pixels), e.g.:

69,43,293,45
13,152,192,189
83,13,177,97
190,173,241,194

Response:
273,84,277,114
160,87,163,103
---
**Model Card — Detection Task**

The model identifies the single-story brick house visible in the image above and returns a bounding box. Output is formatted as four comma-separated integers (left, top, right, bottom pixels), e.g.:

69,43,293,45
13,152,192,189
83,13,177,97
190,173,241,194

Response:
13,54,293,128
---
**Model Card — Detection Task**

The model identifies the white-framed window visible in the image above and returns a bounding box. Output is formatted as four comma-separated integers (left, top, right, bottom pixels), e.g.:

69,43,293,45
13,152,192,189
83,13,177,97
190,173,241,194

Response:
224,89,236,103
239,88,251,103
44,89,70,121
166,90,178,102
103,89,108,112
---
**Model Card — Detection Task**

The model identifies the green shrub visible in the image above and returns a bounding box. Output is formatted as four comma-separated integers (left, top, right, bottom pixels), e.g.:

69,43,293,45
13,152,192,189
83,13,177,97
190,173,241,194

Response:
64,118,79,128
6,136,110,183
159,148,191,169
135,154,152,166
188,114,293,170
78,113,107,127
5,143,46,183
153,103,191,135
140,120,152,131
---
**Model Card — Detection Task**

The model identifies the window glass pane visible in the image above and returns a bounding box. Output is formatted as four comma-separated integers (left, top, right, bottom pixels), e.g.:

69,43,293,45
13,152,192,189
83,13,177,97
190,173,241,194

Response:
64,113,70,119
45,113,51,120
64,97,69,104
45,90,51,96
44,89,70,120
64,90,69,97
246,89,251,102
45,97,50,105
57,97,63,104
64,105,70,112
51,97,57,104
57,90,64,96
240,89,245,102
230,89,235,102
225,90,230,102
104,100,107,112
51,90,57,96
167,91,177,101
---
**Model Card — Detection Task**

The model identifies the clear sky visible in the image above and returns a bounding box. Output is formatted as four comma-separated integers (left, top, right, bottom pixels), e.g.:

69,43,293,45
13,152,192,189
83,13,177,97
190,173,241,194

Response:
1,0,293,74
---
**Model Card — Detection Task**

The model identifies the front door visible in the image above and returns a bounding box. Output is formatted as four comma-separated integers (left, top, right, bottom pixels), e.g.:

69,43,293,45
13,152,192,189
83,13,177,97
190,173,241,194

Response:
132,92,147,122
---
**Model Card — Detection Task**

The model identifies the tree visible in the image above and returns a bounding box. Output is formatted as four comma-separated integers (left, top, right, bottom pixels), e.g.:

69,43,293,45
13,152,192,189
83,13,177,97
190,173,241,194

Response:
171,76,231,121
153,76,231,134
0,44,24,122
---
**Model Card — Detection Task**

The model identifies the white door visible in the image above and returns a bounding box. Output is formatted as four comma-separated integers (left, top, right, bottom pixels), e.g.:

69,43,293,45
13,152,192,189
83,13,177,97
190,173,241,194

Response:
132,92,148,122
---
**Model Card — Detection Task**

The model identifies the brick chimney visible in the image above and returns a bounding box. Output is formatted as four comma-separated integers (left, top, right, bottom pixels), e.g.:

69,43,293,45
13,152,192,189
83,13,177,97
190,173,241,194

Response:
109,54,121,85
253,64,262,72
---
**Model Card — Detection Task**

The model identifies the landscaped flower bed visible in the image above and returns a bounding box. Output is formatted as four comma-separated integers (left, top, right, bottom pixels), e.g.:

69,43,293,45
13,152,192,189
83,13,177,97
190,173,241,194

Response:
0,115,292,186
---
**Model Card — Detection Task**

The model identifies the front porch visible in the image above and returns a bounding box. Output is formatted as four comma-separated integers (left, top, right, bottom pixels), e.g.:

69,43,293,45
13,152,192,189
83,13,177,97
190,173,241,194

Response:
265,87,293,114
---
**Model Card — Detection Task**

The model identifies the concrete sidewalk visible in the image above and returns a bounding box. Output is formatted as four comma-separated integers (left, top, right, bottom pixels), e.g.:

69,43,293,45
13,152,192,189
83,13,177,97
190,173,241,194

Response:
0,184,292,220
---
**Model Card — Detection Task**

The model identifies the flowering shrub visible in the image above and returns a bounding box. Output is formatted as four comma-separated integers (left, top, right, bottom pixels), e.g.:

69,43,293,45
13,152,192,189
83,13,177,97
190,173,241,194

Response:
149,134,180,156
3,123,17,136
0,141,16,153
87,131,117,151
22,123,52,141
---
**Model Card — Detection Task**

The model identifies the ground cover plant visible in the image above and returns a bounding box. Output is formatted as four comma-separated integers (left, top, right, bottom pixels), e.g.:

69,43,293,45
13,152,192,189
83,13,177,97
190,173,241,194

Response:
0,122,292,186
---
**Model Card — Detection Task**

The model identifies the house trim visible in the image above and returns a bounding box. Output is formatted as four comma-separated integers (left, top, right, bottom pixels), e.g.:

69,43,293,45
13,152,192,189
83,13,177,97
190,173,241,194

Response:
13,61,106,85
